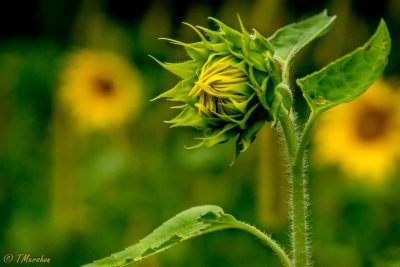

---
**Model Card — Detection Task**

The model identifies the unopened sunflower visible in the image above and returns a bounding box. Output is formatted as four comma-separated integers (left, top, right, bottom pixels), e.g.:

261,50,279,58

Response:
59,49,142,130
153,17,289,158
313,79,400,181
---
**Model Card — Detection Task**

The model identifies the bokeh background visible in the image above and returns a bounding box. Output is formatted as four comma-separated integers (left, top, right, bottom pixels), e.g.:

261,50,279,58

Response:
1,0,400,266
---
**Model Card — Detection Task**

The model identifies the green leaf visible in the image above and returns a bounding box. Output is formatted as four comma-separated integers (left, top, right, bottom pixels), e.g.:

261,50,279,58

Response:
149,56,197,80
268,10,336,65
186,123,238,149
159,38,209,61
252,29,274,54
236,120,265,155
196,26,222,43
297,20,391,113
82,206,240,267
208,17,243,48
166,106,208,128
151,80,193,102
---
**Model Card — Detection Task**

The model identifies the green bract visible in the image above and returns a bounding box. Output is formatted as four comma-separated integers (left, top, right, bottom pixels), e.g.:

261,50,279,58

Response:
152,16,284,158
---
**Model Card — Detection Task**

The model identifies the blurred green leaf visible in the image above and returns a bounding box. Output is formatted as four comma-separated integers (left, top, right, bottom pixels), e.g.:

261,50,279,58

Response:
297,20,391,113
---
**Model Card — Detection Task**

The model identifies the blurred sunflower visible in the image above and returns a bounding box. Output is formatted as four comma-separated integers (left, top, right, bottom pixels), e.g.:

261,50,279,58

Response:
313,79,400,181
59,49,142,130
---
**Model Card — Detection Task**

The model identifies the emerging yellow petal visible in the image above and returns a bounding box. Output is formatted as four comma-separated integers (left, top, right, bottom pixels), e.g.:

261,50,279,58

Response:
189,56,249,116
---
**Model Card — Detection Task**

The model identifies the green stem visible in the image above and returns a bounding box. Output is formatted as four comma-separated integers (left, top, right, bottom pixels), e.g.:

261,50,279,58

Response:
290,162,308,267
234,221,291,267
281,62,290,86
294,112,319,170
292,111,319,267
278,107,319,267
278,108,297,161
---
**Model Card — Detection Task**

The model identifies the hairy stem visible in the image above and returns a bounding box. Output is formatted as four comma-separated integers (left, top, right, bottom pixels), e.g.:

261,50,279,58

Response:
294,112,319,170
234,221,291,267
290,164,308,267
278,108,319,267
278,108,297,161
293,111,319,267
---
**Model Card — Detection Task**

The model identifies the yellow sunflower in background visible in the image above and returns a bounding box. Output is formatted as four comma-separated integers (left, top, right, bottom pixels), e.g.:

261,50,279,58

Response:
313,79,400,181
59,49,142,130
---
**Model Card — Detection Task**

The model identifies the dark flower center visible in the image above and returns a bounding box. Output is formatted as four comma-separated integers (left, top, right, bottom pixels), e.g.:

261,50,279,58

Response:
356,104,392,141
93,76,115,96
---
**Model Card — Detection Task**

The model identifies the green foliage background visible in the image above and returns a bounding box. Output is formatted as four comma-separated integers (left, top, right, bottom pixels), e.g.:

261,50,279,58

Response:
0,0,399,266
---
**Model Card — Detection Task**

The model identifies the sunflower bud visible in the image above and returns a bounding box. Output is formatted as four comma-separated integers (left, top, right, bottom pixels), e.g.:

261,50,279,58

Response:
191,55,252,118
152,16,286,159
